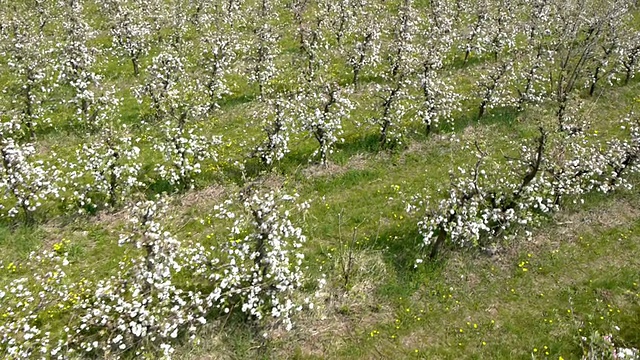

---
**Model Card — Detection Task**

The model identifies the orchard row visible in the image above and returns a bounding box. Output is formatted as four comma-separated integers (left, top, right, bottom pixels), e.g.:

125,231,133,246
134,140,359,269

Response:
1,0,638,221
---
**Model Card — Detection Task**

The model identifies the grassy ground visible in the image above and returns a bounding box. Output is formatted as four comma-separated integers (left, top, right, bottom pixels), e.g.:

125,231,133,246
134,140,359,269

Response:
1,73,639,360
1,2,640,359
173,189,640,360
5,84,638,360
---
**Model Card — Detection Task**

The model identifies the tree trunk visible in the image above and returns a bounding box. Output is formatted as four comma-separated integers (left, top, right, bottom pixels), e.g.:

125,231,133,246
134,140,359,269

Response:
429,226,447,259
132,57,140,76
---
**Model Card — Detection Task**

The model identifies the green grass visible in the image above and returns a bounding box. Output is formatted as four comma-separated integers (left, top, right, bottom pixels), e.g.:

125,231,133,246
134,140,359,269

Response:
3,80,640,358
252,191,640,360
2,1,640,358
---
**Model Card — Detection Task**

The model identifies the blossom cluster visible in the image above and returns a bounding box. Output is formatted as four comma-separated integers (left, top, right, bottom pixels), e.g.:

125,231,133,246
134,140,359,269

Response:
0,190,316,358
412,113,640,259
0,0,638,220
0,132,61,222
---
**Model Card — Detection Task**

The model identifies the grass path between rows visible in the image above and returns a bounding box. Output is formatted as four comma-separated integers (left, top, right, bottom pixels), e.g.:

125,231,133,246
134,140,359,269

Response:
213,191,640,360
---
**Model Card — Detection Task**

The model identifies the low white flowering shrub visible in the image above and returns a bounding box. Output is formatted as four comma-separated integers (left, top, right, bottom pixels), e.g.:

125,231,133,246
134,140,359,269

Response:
299,83,353,165
63,125,143,212
410,129,552,259
475,60,516,118
342,0,382,89
1,5,56,140
412,113,640,260
56,0,110,131
373,0,418,147
152,121,222,191
245,0,281,99
253,94,299,166
0,189,317,358
580,331,639,360
0,250,73,359
212,187,315,333
416,65,460,135
69,197,202,358
0,134,61,223
135,51,223,190
98,0,153,76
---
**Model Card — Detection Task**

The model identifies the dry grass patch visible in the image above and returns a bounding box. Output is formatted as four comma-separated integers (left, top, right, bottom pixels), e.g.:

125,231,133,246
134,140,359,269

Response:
300,154,371,179
270,248,393,358
177,184,227,210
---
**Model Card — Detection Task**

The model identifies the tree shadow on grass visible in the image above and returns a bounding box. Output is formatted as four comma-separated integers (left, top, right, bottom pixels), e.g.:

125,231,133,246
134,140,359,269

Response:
446,105,520,131
358,222,456,299
218,157,267,187
477,106,520,127
333,133,383,159
402,105,521,145
218,92,257,109
619,303,640,348
145,178,178,197
446,52,490,71
366,223,435,278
